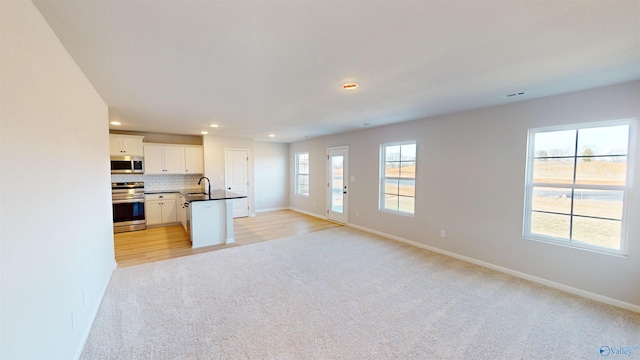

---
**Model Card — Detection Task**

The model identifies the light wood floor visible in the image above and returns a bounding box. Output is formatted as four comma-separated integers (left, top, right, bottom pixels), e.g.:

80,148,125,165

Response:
114,209,343,267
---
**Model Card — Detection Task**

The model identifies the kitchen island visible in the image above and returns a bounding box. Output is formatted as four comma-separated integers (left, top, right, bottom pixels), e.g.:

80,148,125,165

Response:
185,189,247,249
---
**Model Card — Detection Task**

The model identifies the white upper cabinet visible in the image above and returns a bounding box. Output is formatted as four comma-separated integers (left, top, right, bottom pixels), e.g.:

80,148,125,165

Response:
162,146,185,174
142,144,165,174
109,134,144,156
143,143,203,175
185,146,204,174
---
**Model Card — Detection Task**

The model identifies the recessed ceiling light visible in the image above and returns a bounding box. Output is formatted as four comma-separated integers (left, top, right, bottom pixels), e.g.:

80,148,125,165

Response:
268,134,275,138
342,83,358,90
201,131,208,135
209,124,219,128
110,121,122,126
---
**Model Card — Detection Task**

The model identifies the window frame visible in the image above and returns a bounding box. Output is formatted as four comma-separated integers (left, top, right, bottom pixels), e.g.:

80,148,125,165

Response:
379,141,417,216
522,119,635,256
295,152,309,196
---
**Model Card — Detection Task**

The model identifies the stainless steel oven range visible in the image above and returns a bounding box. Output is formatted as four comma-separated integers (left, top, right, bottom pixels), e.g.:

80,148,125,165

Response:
112,182,145,233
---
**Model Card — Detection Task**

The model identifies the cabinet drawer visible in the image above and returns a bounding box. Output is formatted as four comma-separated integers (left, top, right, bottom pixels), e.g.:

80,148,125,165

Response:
145,193,177,201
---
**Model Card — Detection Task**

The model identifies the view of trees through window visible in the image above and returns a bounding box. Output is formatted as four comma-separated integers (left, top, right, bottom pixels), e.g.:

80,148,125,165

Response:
381,142,416,215
525,123,630,252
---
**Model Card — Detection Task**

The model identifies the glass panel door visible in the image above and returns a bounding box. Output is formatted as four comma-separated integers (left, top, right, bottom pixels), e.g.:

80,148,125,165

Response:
327,146,348,223
331,155,344,213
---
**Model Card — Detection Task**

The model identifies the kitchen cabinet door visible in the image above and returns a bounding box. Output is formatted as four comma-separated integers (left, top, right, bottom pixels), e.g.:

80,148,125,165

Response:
146,195,177,225
184,146,204,174
120,136,143,156
161,199,177,223
143,143,201,174
177,195,187,231
109,134,144,156
143,144,165,174
162,146,185,174
109,136,122,156
145,200,163,225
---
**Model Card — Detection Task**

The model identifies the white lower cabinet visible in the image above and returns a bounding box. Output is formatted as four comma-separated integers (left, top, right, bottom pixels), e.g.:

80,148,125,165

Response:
177,194,188,232
145,193,177,225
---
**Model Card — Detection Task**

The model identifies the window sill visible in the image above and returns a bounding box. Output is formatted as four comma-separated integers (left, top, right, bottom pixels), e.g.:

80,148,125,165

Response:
378,208,415,217
523,234,627,257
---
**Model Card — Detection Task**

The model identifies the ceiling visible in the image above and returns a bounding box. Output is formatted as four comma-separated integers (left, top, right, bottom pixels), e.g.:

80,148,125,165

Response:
33,0,640,143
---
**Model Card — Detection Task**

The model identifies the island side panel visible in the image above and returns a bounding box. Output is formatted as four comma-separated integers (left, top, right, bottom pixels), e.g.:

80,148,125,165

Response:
190,200,226,248
225,199,235,243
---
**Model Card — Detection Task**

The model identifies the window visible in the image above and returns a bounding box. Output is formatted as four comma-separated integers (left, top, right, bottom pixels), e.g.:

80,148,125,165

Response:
295,152,309,196
523,120,633,254
380,142,416,215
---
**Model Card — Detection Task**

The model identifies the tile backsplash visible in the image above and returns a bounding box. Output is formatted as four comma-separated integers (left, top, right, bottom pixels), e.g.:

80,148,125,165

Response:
111,174,204,192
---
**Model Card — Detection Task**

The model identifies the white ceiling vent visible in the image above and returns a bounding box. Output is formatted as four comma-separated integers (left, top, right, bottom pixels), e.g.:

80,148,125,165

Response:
503,91,527,99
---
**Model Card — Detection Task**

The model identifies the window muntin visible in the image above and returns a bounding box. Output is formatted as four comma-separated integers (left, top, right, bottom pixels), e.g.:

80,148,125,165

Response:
524,121,632,254
380,142,416,215
295,152,309,196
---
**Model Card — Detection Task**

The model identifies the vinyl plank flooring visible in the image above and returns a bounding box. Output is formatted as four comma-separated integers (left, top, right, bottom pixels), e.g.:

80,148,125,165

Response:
114,209,342,267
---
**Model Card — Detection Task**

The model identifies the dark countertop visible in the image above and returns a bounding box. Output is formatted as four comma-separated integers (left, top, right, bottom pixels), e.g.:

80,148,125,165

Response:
144,188,246,202
145,188,202,195
185,189,247,202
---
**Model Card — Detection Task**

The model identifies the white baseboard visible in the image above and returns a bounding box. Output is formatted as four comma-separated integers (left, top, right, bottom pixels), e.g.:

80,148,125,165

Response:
74,261,116,360
347,223,640,313
288,207,327,220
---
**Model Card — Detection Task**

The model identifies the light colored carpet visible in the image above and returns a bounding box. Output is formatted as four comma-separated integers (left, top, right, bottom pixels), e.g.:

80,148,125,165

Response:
81,227,640,359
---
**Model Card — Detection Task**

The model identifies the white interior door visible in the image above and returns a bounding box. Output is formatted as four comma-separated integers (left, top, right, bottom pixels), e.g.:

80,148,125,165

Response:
327,146,348,224
225,149,249,218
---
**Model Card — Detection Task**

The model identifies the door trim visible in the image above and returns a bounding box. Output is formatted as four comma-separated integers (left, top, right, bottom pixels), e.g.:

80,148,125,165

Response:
224,148,250,218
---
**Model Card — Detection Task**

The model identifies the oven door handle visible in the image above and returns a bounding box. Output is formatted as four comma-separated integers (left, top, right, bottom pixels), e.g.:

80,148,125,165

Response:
112,199,144,204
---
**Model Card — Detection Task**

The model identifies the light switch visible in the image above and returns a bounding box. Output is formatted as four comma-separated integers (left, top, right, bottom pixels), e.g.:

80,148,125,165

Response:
350,176,356,182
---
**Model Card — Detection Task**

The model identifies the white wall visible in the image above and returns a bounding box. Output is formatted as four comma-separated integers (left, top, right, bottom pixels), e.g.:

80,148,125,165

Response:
202,135,255,215
290,81,640,308
0,2,114,358
254,141,289,211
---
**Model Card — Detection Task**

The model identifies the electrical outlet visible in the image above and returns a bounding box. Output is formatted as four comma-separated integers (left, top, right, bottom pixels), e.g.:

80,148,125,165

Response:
440,230,446,238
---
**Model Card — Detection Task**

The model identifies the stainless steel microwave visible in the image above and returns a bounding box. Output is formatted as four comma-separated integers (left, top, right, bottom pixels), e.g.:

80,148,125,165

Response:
110,156,144,174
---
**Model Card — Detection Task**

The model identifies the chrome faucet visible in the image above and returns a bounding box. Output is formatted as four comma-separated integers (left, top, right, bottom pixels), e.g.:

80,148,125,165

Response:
198,176,211,195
